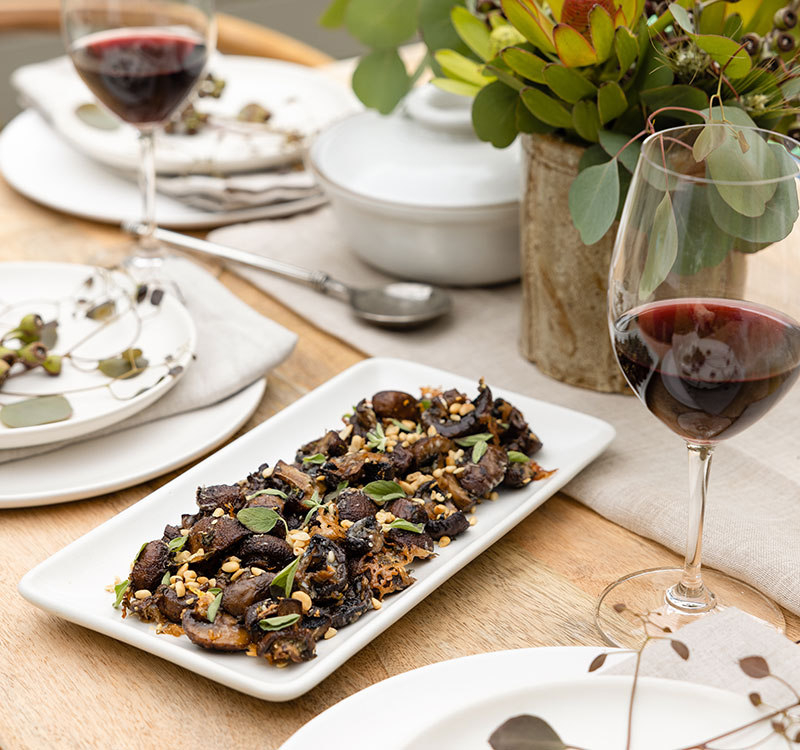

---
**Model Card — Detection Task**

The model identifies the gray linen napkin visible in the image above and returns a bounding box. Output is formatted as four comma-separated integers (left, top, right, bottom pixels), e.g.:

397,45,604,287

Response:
604,608,800,711
208,208,800,615
0,257,297,464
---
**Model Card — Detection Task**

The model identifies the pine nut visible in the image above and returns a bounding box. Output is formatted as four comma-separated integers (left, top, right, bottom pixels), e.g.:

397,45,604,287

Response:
174,580,186,598
434,504,448,515
339,423,353,440
261,466,274,478
469,516,478,526
196,576,209,585
324,627,338,640
275,660,289,668
489,491,500,501
183,569,197,581
177,562,189,576
292,590,313,613
433,468,444,478
221,560,240,573
134,589,151,600
230,568,245,581
459,403,475,416
250,567,265,577
448,402,461,414
371,597,382,610
438,536,451,548
212,507,225,518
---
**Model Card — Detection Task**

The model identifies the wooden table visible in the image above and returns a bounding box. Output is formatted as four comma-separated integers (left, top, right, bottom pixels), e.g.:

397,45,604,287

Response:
1,173,798,750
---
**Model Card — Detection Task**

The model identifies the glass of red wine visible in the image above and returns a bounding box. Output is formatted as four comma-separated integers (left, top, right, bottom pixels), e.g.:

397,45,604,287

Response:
62,0,215,273
597,121,800,646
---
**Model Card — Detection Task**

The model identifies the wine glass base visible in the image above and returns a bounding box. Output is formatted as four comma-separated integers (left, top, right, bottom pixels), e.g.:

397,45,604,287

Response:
594,566,785,648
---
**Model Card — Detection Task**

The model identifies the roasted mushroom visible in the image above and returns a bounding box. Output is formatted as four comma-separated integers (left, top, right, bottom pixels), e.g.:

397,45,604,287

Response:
257,627,317,664
156,584,198,623
336,488,378,523
221,572,276,618
344,516,384,558
296,430,347,461
131,540,168,593
459,444,508,497
196,484,242,514
186,516,249,558
372,390,419,420
244,597,303,638
384,528,434,560
181,609,250,651
296,536,349,604
387,497,428,526
237,534,294,569
426,510,469,541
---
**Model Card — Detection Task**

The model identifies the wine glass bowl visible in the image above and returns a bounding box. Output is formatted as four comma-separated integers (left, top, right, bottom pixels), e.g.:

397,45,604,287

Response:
61,0,215,270
596,123,800,646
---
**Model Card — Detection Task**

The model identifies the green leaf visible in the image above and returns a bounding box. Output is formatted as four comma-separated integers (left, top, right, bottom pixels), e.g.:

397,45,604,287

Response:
698,0,725,34
553,23,598,67
694,34,752,79
572,100,600,142
319,0,350,28
390,418,417,433
472,81,519,148
0,394,73,428
420,0,471,57
388,518,425,533
472,439,489,463
112,579,129,609
516,98,554,134
302,453,327,465
636,47,674,92
484,64,523,92
366,422,388,452
345,0,419,49
568,160,620,245
454,432,494,446
723,12,743,39
432,77,483,97
707,127,778,217
133,541,148,563
161,570,172,586
780,77,800,101
500,0,556,54
167,535,187,553
435,49,488,86
691,123,726,162
502,47,547,84
640,192,678,298
451,6,493,61
598,130,640,173
236,507,284,534
259,613,301,632
671,185,735,275
420,398,432,410
206,590,223,623
614,26,638,75
520,87,572,129
508,450,530,463
579,143,610,170
543,64,597,103
706,105,756,127
597,82,627,124
98,348,148,379
246,487,288,501
363,480,407,504
668,3,694,33
352,50,411,114
639,85,708,120
271,557,301,598
588,5,614,62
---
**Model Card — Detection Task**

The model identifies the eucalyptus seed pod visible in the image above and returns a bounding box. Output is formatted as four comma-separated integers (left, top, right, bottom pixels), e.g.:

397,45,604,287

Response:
0,345,17,365
0,359,10,386
17,342,48,369
787,118,800,140
17,313,44,340
741,32,763,56
777,31,796,52
42,354,62,376
774,7,798,29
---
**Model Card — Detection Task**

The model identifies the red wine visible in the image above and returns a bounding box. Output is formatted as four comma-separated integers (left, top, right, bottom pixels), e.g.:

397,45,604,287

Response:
614,299,800,442
70,29,207,125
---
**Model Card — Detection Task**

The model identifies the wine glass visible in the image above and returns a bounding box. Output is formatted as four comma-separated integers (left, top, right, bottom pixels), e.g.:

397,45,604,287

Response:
596,122,800,646
61,0,215,274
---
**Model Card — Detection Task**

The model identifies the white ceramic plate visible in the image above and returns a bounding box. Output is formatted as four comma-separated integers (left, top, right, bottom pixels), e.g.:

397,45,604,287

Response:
18,357,614,701
11,55,361,175
283,648,777,750
0,378,265,508
0,111,328,229
0,262,195,449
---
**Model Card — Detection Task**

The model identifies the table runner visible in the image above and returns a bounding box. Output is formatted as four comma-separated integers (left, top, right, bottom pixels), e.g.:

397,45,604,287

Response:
209,207,800,616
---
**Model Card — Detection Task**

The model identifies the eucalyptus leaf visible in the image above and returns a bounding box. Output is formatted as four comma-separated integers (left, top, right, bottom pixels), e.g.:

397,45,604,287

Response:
694,34,751,79
639,85,708,122
668,3,694,33
472,81,519,148
578,144,610,171
420,0,470,57
98,348,148,379
206,590,223,623
0,394,73,428
454,433,493,447
706,105,756,127
488,714,567,750
112,579,129,609
237,507,285,534
86,300,117,321
259,613,301,631
75,103,120,131
352,50,410,114
40,320,58,349
363,480,407,504
568,159,620,245
640,192,678,298
319,0,349,28
345,0,419,49
672,185,735,275
691,123,726,162
598,131,640,173
270,556,300,598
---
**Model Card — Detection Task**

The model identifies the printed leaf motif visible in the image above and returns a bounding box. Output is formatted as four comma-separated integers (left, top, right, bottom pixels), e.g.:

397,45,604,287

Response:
739,655,770,678
639,192,678,298
670,639,690,660
472,81,520,148
98,348,148,379
568,159,620,245
588,652,608,672
489,715,567,750
0,394,73,428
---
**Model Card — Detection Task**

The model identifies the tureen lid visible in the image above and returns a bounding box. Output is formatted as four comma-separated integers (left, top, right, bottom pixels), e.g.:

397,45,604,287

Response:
310,84,521,209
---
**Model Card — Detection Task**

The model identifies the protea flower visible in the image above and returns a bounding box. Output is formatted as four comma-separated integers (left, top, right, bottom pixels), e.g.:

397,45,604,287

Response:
501,0,645,66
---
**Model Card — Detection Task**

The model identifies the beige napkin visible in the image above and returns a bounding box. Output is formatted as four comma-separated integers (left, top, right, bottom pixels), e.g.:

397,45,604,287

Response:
604,608,800,711
0,257,297,465
208,208,800,616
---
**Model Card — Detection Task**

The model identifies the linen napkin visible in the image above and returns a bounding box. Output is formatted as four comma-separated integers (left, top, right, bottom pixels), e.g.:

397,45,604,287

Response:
207,208,800,616
0,257,297,465
604,608,800,711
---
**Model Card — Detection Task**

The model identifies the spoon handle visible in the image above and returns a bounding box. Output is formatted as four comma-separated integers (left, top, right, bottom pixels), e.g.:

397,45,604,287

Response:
123,222,350,300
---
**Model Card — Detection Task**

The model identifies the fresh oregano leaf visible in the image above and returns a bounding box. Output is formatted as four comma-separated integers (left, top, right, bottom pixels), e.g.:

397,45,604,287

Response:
639,192,678,299
419,399,432,410
236,507,286,534
472,440,488,463
258,613,301,632
98,348,148,379
366,422,387,452
133,541,148,563
271,556,301,598
388,518,424,533
302,453,326,465
454,433,493,447
508,450,531,463
390,418,416,433
489,714,567,750
0,394,73,428
246,488,288,501
568,159,620,245
206,590,223,622
362,480,406,504
112,579,129,609
161,570,172,586
167,535,187,553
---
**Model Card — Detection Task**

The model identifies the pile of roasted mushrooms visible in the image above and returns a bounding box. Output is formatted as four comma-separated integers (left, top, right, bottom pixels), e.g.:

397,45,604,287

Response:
114,381,553,667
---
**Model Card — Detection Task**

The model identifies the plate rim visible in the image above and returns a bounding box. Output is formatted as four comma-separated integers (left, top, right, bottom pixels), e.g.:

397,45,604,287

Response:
0,261,196,449
18,357,615,701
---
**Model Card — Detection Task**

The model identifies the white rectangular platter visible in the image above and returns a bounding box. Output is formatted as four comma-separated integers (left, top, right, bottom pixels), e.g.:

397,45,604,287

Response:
18,357,615,702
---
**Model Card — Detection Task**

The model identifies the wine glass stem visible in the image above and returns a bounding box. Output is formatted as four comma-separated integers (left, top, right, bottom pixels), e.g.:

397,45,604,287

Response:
667,442,715,611
136,128,159,260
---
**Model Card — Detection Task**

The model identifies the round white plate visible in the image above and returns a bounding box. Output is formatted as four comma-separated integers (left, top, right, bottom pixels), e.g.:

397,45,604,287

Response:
0,110,328,229
13,55,361,175
0,378,265,508
282,648,777,750
0,262,195,449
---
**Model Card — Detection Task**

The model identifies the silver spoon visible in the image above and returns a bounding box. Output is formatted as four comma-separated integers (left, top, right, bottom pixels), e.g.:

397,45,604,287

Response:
123,223,452,328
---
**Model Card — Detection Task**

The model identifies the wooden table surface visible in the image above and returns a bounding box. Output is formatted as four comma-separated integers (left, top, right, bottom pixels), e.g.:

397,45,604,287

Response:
1,164,798,750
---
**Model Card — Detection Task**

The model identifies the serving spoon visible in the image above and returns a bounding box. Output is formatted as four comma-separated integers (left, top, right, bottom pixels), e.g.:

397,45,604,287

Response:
123,223,452,328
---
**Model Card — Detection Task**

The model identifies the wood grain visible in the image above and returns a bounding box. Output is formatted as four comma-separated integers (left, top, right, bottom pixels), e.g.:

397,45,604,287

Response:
1,175,797,750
